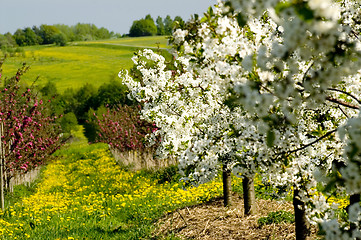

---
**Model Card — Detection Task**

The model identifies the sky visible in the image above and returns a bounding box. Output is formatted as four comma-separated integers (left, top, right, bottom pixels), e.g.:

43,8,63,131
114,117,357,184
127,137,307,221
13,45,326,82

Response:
0,0,217,35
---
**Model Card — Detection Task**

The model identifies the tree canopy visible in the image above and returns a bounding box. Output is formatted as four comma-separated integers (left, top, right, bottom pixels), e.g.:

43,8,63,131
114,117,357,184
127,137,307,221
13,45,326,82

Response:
129,15,157,37
2,23,118,48
129,14,184,37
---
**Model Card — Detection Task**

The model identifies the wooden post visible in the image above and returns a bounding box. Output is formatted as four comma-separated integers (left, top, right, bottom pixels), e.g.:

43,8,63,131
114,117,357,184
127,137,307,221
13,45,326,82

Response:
6,139,11,192
0,122,4,210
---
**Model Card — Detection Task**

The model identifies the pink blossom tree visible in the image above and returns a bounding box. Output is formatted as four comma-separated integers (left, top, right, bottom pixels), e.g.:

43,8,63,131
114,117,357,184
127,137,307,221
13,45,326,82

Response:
89,104,158,152
0,60,64,191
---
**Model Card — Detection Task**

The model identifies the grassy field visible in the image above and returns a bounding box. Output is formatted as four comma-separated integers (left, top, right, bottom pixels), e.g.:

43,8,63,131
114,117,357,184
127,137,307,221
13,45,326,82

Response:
78,36,169,48
1,36,169,93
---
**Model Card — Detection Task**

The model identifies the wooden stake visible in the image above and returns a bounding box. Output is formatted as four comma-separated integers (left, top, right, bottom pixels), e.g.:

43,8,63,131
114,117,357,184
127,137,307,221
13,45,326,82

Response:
0,122,4,210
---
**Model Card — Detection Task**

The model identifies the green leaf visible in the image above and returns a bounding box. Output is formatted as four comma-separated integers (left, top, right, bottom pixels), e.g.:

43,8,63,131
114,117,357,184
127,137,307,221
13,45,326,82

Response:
208,6,214,16
29,222,36,229
276,1,314,21
266,130,276,147
348,143,360,160
236,13,247,27
323,178,338,194
296,5,314,21
275,1,292,15
200,16,208,23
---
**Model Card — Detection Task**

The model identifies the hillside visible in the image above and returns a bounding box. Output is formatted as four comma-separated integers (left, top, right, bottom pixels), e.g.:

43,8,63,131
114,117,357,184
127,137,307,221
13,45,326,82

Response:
0,36,169,92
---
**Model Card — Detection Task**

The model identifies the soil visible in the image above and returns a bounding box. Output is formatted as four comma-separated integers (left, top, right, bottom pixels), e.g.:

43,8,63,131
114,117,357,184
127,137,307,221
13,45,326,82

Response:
154,194,319,240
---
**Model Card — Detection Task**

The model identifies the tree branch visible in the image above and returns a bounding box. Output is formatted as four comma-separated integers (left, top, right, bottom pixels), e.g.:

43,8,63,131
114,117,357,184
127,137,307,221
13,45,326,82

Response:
287,129,337,156
327,88,361,104
338,105,349,119
326,97,360,110
302,61,314,84
351,29,360,40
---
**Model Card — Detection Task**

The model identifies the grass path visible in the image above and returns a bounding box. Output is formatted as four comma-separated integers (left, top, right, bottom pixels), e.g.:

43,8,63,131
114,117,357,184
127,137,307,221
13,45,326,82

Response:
77,36,169,49
79,42,168,50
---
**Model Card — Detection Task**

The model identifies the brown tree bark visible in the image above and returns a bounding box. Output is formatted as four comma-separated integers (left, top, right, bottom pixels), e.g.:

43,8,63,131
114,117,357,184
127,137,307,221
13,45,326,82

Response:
348,193,360,238
222,164,232,207
243,175,256,215
293,188,310,240
349,193,360,208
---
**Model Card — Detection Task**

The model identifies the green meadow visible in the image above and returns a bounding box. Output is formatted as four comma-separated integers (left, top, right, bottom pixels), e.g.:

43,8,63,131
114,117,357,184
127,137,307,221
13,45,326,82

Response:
79,36,169,48
0,36,169,92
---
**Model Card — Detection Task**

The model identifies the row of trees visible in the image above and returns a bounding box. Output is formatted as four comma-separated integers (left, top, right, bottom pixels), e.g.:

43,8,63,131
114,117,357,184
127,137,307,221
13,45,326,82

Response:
121,0,361,239
129,14,184,37
1,15,185,50
0,60,67,209
0,23,120,49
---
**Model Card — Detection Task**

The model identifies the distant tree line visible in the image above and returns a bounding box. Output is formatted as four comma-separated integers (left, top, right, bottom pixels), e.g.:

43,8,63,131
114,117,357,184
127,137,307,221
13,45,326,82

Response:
129,14,184,37
0,23,121,50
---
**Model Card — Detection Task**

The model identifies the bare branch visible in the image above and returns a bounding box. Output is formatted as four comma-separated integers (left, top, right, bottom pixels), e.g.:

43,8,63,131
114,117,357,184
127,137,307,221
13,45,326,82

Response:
166,103,182,117
338,105,349,119
260,84,274,95
326,97,360,110
287,129,337,156
302,61,314,84
327,88,361,104
351,29,360,40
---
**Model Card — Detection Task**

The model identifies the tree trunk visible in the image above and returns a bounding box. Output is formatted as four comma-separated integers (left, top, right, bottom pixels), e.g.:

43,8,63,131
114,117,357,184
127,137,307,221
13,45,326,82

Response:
349,193,360,207
242,175,255,215
348,193,360,238
293,188,310,240
222,164,232,207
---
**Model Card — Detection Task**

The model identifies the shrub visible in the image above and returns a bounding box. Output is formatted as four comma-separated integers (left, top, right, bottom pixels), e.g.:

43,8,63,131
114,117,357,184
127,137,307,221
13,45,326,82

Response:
151,165,180,184
52,32,67,46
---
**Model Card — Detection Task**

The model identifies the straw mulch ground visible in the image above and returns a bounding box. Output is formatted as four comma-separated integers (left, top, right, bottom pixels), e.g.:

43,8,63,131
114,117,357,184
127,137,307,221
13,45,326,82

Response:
154,194,319,240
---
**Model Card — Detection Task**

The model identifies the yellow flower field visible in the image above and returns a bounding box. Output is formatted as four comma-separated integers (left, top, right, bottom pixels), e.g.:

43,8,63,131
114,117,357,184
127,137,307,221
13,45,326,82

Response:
0,143,225,239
